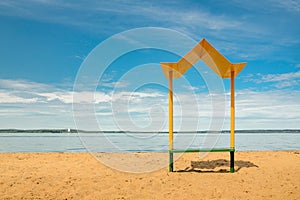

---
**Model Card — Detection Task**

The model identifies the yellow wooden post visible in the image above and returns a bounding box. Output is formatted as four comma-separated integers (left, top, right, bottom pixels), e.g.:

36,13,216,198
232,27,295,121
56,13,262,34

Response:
169,70,174,172
230,70,235,172
230,70,235,149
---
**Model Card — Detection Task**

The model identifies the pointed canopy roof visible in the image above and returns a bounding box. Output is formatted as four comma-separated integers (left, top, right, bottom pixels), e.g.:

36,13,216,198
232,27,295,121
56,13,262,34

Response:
160,39,247,79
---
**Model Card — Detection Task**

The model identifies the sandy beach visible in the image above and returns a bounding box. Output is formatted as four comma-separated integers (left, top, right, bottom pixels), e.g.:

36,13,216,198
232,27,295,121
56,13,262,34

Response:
0,151,299,199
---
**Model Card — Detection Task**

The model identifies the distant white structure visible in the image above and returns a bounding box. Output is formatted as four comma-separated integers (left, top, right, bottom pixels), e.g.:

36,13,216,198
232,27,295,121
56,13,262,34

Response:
67,128,71,133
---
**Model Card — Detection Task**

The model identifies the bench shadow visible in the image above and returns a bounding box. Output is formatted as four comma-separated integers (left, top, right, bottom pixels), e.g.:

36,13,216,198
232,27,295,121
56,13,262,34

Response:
176,159,258,173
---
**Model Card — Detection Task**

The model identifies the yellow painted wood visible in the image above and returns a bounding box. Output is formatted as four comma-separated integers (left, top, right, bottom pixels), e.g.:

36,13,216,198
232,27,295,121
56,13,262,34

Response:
230,70,235,148
169,71,173,150
160,39,247,79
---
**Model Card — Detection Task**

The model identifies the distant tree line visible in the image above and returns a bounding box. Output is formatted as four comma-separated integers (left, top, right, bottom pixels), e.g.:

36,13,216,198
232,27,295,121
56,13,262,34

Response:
0,129,78,133
0,129,299,134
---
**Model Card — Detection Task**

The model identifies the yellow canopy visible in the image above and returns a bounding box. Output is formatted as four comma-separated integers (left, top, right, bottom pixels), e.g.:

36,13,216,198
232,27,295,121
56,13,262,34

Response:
160,39,247,79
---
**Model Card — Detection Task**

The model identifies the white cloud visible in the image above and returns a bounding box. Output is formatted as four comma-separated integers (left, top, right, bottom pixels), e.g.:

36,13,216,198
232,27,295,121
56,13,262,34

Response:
182,85,199,91
244,71,300,88
1,78,300,130
235,90,300,118
260,71,300,82
231,0,300,12
100,81,130,89
233,89,300,129
0,91,38,103
0,79,52,91
271,0,300,12
1,0,298,62
0,1,248,37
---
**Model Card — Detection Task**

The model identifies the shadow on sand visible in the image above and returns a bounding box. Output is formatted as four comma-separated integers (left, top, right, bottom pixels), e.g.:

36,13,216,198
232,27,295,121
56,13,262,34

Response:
176,159,258,173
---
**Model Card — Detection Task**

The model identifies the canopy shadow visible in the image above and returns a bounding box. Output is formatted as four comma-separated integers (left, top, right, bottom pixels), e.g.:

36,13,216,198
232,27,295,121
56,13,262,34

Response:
176,159,258,173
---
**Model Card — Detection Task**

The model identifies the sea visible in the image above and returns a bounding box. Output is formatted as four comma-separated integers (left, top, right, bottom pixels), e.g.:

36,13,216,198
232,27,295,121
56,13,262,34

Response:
0,132,299,152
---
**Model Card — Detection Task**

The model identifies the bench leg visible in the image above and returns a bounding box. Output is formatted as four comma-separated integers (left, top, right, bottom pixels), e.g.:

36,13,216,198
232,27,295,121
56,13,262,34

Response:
169,151,173,172
230,151,234,173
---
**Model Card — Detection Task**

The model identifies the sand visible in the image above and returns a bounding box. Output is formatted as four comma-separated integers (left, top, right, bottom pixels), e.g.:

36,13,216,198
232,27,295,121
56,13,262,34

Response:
0,151,299,199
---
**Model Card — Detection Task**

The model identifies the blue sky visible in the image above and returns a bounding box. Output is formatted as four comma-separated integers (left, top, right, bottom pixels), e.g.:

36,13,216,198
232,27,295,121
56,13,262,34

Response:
0,0,299,130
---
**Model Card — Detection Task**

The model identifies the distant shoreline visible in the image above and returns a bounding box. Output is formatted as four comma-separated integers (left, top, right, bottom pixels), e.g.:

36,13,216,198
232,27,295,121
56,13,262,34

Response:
0,129,300,133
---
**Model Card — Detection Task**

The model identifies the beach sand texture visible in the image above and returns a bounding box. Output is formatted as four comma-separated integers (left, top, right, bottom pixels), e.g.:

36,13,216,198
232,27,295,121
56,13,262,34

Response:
0,151,299,199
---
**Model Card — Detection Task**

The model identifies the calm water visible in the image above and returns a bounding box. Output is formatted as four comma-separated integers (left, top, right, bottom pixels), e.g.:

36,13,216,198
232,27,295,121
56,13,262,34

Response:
0,132,299,152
